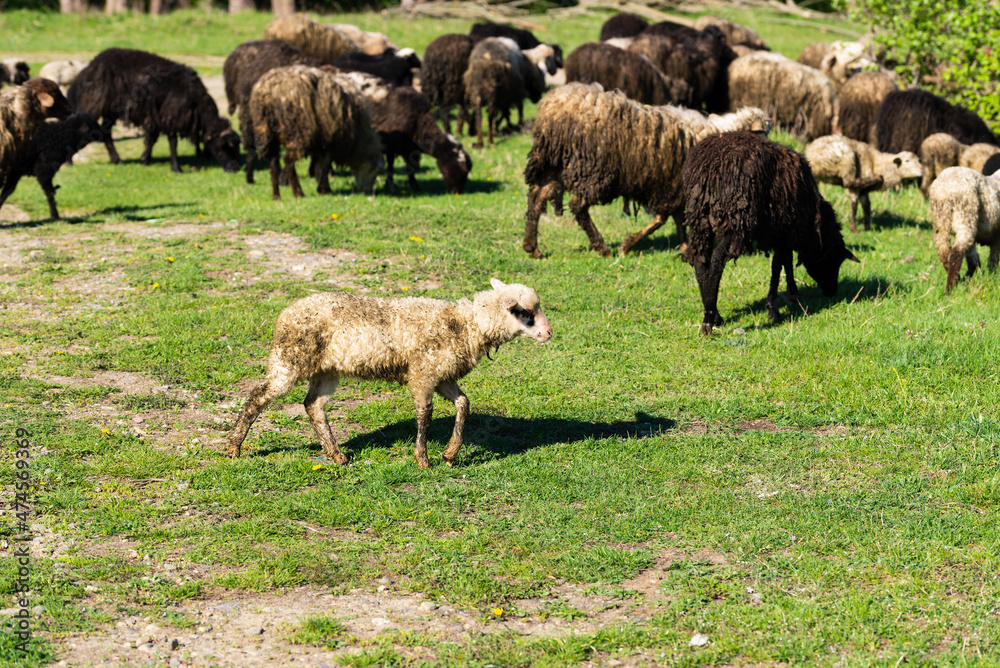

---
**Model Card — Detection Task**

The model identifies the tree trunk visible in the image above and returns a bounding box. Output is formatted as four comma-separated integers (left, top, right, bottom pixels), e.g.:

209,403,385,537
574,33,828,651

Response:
105,0,128,14
271,0,295,16
229,0,256,13
59,0,88,12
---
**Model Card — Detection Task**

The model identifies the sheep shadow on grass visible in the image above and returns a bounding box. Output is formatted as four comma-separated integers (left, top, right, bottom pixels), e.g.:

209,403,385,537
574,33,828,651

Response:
255,410,676,464
725,273,893,331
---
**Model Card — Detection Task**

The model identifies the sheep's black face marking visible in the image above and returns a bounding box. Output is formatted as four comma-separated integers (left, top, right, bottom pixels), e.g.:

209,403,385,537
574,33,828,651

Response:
510,305,535,328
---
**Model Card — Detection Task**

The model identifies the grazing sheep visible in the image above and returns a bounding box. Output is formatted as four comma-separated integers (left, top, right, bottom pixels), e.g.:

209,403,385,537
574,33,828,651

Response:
982,153,1000,177
683,131,859,334
639,24,735,112
622,34,698,106
599,12,649,41
463,37,544,148
0,112,105,220
263,14,358,64
917,133,1000,198
37,60,88,95
564,42,681,106
1,79,73,190
420,33,476,136
334,48,421,87
693,15,768,51
0,58,30,86
838,70,898,145
806,135,922,232
876,88,998,155
470,21,564,75
227,278,553,468
249,65,382,199
929,167,1000,292
728,51,838,140
336,71,471,194
328,23,398,56
223,40,325,184
522,83,769,257
68,48,241,174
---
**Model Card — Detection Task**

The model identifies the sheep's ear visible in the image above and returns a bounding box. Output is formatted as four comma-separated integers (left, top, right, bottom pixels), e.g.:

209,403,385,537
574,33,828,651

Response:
490,278,507,291
36,91,55,110
893,157,902,166
844,249,861,263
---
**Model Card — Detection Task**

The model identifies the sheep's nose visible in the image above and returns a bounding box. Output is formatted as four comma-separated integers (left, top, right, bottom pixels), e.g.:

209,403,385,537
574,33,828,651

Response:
533,310,553,343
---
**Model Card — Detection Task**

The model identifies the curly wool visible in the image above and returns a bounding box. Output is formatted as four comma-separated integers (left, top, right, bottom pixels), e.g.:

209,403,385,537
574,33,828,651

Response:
263,14,358,64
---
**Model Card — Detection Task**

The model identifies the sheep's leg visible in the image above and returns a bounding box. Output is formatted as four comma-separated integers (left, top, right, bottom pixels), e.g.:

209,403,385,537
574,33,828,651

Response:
167,134,181,174
438,106,451,135
140,129,159,167
847,191,860,233
303,372,349,465
268,153,282,201
620,213,666,255
487,108,498,145
569,195,611,257
0,174,22,213
861,192,872,231
227,364,300,458
765,249,798,323
404,150,422,191
524,181,561,258
384,152,397,192
241,117,256,185
314,156,333,195
100,117,121,165
437,381,469,466
409,384,435,469
37,170,60,219
694,233,730,335
457,105,469,137
472,106,484,149
988,244,1000,272
285,157,304,198
966,247,981,278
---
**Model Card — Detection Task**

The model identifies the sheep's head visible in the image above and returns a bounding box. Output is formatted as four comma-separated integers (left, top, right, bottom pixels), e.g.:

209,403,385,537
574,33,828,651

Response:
436,134,472,194
475,278,552,345
891,151,923,180
24,78,72,121
352,156,382,195
800,200,860,297
204,124,242,173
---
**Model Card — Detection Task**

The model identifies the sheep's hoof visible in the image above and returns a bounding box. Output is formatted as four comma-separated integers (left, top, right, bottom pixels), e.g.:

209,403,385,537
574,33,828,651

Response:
415,458,432,470
331,452,349,466
700,322,715,336
525,247,544,259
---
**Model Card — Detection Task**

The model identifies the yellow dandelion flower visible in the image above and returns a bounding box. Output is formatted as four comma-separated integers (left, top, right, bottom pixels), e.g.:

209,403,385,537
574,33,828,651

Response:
312,464,323,471
493,608,503,616
402,286,409,291
105,173,111,177
152,282,159,289
199,213,205,217
409,236,423,242
167,256,174,262
486,177,492,182
56,350,64,355
331,214,339,219
101,428,110,434
419,255,425,259
350,210,355,214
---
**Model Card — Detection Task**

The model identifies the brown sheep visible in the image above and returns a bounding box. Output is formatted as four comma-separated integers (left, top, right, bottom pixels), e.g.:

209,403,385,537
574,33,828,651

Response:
248,65,382,199
227,279,553,468
693,15,768,51
728,51,838,140
263,14,358,64
463,37,544,148
838,70,898,145
919,132,1000,198
806,135,922,232
564,42,681,106
420,34,476,136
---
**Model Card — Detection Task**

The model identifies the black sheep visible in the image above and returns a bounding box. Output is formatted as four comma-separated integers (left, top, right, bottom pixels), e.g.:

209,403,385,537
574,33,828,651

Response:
420,34,475,136
682,131,859,335
334,48,421,87
0,113,105,219
68,48,241,174
639,23,735,112
564,42,683,106
337,72,471,195
223,40,324,184
876,88,999,155
599,12,649,41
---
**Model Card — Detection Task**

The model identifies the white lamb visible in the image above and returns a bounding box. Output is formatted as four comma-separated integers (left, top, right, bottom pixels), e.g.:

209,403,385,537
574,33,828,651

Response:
929,166,1000,292
228,279,553,468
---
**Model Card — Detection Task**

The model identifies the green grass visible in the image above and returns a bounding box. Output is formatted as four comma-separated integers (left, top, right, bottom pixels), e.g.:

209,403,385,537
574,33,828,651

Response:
1,5,999,668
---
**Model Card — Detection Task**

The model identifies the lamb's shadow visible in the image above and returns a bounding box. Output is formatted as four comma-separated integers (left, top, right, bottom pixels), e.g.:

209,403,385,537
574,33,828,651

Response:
869,209,931,232
85,202,196,221
459,178,502,195
256,410,676,462
726,273,893,331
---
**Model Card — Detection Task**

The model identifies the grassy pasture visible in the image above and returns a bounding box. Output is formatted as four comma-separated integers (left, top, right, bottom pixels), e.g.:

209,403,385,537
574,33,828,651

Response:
1,6,999,667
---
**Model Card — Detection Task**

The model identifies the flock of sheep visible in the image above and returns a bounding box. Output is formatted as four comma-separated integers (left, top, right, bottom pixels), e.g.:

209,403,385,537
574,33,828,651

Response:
1,11,999,464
